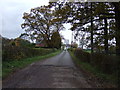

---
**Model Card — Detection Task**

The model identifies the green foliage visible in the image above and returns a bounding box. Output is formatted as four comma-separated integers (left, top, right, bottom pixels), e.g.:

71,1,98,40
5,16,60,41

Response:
73,48,118,74
54,2,119,55
2,45,54,61
84,49,91,53
2,37,11,47
2,50,62,79
69,49,118,86
10,41,15,46
18,39,30,47
21,5,64,48
51,31,61,49
74,48,90,63
90,53,118,74
2,36,34,48
14,38,33,47
71,42,78,48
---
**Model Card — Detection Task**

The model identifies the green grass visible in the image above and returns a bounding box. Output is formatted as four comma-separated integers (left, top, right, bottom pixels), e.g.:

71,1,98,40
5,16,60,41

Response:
0,63,2,79
84,49,91,53
2,50,62,79
69,50,118,86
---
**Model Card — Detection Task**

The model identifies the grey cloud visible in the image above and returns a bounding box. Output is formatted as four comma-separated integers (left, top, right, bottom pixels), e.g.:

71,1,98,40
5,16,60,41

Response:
1,0,49,39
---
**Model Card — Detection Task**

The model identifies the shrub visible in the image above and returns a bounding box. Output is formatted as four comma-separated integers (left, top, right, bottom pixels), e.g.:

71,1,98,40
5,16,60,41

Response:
74,48,90,63
2,45,54,61
90,53,118,74
73,48,119,74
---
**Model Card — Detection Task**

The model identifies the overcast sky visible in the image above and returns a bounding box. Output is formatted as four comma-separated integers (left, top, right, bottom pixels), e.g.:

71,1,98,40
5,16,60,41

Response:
0,0,72,44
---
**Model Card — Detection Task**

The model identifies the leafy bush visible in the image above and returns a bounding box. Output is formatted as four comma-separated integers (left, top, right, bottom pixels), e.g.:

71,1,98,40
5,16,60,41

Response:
91,53,118,74
74,48,90,63
2,45,54,61
72,48,119,74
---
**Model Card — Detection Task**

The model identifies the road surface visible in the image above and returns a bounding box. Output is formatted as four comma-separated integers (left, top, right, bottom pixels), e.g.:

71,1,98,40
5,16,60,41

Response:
3,51,92,88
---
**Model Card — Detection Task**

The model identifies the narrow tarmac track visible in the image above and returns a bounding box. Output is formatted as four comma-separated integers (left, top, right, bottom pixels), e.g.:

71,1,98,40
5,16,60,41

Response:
3,51,92,88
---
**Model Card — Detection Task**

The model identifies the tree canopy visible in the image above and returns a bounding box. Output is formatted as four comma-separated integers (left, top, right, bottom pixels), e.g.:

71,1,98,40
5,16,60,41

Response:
21,5,64,48
51,31,61,49
21,1,120,55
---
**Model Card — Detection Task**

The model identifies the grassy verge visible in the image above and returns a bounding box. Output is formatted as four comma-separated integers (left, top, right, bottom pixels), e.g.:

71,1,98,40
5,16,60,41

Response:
2,50,62,79
84,49,91,53
69,50,117,86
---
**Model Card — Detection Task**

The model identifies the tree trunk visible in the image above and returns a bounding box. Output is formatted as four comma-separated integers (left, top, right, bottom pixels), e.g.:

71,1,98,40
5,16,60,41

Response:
113,3,120,56
104,18,108,54
91,2,94,53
